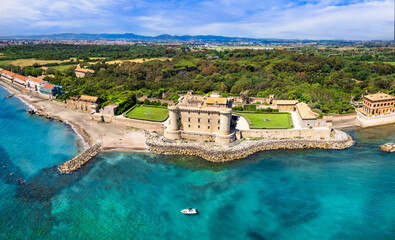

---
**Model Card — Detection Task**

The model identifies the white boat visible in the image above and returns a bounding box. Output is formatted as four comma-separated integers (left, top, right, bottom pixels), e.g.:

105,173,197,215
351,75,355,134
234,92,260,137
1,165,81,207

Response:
181,208,198,215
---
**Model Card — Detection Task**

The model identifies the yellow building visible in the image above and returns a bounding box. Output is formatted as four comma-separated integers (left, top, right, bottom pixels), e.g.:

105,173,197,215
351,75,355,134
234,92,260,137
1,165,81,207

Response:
361,93,395,116
276,100,299,111
66,95,100,113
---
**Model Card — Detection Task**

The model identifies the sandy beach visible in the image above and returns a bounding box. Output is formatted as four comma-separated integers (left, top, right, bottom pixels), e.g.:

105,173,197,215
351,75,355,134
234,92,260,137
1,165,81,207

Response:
0,79,148,152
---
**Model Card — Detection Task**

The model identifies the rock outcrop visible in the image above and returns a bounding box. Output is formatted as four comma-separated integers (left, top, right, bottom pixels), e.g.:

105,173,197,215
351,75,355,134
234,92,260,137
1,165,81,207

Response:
380,143,395,152
146,130,354,162
59,142,102,173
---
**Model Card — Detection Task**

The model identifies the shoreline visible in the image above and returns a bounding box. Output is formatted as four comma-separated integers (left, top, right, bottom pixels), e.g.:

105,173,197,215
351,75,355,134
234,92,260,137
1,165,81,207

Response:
0,79,148,153
0,82,89,148
1,77,354,168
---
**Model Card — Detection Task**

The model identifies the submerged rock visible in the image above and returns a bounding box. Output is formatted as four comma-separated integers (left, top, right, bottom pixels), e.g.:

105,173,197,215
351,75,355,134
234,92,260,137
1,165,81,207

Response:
380,143,395,152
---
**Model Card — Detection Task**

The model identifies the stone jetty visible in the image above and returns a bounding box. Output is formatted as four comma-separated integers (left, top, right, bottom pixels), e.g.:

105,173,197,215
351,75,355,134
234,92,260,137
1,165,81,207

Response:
59,142,102,173
146,130,354,162
380,143,395,152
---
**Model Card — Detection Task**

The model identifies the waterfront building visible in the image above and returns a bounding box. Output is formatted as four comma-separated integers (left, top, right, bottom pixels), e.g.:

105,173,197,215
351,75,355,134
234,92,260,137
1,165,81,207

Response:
27,76,46,91
13,74,27,87
296,102,326,128
361,93,395,116
66,95,100,113
39,83,62,98
1,70,15,82
164,91,235,144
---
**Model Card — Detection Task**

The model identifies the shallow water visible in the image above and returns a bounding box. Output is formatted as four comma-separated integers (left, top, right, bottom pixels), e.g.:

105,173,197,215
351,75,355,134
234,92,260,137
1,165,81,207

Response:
1,85,395,240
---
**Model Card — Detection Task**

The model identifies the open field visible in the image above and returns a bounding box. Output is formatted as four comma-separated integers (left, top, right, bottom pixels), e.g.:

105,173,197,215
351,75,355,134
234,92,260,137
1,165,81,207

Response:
106,57,172,65
206,46,274,51
240,113,292,129
368,61,395,66
125,105,169,122
0,58,75,67
50,65,74,71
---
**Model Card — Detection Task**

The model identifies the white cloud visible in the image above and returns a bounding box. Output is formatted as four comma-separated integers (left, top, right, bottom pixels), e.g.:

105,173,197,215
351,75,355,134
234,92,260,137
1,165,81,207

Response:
0,0,393,39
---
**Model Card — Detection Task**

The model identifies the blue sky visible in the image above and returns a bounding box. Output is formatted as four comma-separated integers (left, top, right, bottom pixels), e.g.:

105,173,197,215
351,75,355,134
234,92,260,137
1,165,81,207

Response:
0,0,393,40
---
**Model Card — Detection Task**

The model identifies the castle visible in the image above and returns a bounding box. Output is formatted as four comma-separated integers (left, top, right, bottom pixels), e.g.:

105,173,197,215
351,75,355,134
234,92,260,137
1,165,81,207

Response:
164,91,235,144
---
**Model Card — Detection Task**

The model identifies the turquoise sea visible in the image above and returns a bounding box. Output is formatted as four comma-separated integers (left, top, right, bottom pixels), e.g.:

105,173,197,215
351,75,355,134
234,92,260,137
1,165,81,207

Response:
1,85,395,240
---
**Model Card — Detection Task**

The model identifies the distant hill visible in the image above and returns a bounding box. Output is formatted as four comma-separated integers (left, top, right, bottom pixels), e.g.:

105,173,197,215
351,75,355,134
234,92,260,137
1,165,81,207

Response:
0,33,359,44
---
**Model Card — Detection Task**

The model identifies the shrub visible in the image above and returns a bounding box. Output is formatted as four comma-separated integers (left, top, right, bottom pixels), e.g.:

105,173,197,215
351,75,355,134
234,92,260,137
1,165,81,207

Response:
244,104,257,111
232,106,243,111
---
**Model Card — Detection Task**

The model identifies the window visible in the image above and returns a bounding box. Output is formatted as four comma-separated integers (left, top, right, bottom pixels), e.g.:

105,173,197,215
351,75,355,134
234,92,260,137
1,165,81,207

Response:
208,126,210,129
208,113,210,116
218,127,220,130
188,124,190,128
188,117,191,122
198,125,200,128
218,119,220,124
198,112,200,115
198,118,200,123
178,116,181,121
208,119,211,123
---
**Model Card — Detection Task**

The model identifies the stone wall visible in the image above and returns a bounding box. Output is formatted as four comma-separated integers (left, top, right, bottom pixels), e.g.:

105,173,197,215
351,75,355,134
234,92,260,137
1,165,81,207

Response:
146,130,354,162
240,128,331,140
356,111,395,127
137,97,175,105
323,113,357,122
90,113,164,133
59,142,102,173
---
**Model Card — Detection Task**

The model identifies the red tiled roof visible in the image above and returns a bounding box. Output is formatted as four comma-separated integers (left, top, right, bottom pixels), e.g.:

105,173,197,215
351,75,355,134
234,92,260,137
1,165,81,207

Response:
28,76,42,83
14,74,27,81
42,83,55,89
2,70,15,76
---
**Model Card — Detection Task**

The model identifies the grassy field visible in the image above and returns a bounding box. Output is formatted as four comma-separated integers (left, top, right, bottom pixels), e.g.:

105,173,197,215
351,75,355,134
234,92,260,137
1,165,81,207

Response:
125,106,169,122
50,65,74,71
240,113,292,129
106,57,172,65
368,61,395,66
0,58,75,67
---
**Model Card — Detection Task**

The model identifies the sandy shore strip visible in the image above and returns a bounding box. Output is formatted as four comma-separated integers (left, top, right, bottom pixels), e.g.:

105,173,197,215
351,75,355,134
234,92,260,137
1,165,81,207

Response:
0,78,148,152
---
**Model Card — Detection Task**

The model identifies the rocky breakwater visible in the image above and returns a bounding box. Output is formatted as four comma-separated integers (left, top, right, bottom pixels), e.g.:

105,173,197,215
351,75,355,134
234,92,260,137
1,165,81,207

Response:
28,109,62,122
380,143,395,152
146,130,354,162
59,142,102,173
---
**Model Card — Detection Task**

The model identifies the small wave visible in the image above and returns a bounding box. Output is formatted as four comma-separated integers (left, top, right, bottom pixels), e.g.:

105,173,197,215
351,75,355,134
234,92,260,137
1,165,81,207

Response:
0,84,15,94
15,96,37,111
64,120,89,149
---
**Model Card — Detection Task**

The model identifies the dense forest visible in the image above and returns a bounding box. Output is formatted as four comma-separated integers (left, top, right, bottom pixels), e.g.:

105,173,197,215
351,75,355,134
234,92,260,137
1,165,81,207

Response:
0,44,176,60
1,44,394,114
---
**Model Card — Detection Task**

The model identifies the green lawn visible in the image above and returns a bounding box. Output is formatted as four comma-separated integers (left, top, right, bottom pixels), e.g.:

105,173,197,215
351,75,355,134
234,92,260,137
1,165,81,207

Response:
240,113,293,129
125,106,169,122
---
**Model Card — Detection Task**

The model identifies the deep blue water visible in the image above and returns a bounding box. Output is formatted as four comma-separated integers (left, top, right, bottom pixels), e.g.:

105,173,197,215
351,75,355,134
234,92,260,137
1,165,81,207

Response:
1,85,395,240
